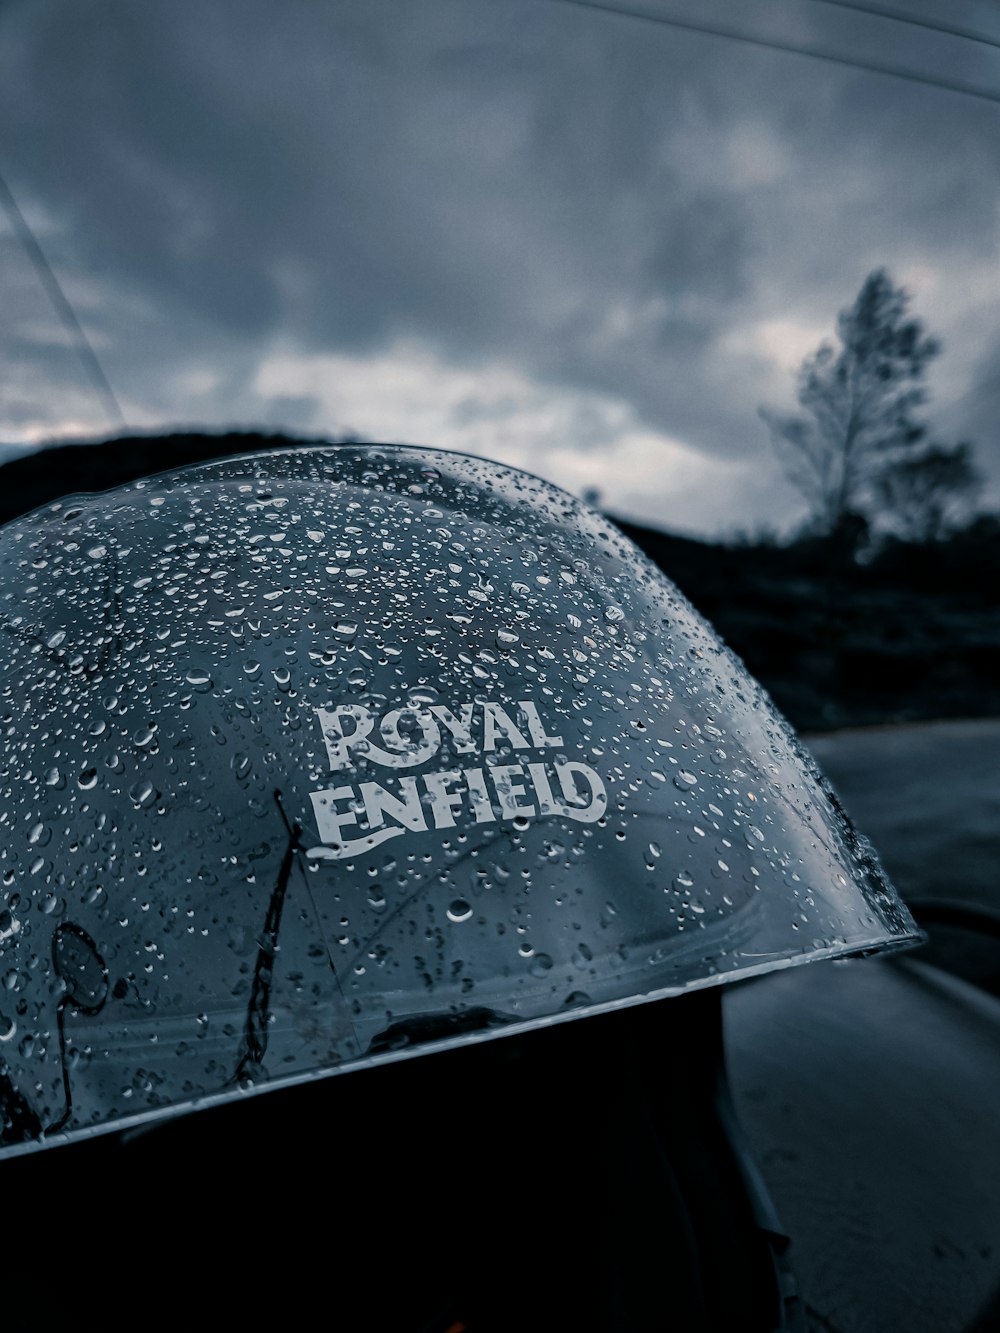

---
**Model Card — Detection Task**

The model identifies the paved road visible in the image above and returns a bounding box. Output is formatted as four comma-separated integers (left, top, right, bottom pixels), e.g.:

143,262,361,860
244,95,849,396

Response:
805,718,1000,906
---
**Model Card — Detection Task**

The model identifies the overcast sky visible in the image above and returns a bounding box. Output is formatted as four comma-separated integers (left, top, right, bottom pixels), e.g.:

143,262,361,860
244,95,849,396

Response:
1,0,998,535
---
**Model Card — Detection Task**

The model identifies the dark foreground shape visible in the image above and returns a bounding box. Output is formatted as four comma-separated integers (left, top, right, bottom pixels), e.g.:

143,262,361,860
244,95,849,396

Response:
7,954,998,1331
5,991,785,1333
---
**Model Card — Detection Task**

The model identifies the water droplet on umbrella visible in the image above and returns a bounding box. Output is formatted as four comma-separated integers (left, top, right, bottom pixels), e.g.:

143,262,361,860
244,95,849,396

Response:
130,779,157,809
530,952,554,977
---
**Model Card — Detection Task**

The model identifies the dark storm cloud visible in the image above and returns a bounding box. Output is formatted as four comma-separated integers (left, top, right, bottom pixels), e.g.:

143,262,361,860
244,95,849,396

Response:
0,0,998,527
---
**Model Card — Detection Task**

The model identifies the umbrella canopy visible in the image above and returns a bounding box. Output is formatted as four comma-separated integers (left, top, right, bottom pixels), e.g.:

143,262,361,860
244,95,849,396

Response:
0,444,920,1154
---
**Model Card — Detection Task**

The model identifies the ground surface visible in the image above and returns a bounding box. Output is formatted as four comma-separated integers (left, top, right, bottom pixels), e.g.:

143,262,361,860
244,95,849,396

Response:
804,717,1000,994
804,718,1000,908
728,718,1000,1332
728,957,1000,1333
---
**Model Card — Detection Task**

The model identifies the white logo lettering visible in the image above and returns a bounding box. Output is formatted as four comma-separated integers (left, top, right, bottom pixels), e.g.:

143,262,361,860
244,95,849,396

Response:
307,699,606,860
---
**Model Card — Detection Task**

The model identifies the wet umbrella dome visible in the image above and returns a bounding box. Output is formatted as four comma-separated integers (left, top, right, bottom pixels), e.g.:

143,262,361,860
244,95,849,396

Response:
0,445,920,1154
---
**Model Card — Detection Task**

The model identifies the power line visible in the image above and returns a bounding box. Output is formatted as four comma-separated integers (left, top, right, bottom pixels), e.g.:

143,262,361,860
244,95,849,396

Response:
0,166,127,433
809,0,1000,53
544,0,1000,107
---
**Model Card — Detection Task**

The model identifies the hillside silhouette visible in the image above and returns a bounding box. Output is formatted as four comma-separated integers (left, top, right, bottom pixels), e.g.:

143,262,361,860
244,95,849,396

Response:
1,431,997,732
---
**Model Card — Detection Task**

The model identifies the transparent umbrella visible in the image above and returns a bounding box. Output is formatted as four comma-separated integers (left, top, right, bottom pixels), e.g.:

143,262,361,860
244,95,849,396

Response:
0,443,921,1156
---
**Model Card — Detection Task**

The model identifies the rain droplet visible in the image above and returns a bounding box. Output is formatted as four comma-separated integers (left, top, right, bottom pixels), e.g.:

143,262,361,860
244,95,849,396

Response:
604,605,624,622
673,770,698,790
332,621,358,642
529,952,554,977
446,899,473,923
129,779,157,810
185,667,213,691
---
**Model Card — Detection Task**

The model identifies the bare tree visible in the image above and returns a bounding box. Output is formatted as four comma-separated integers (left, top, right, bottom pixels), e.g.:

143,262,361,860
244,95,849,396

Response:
760,269,940,538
